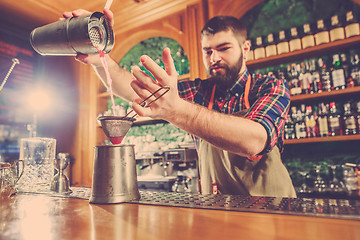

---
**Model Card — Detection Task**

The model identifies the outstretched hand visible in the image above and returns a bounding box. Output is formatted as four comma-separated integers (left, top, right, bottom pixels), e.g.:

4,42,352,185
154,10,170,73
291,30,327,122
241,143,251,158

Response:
60,9,114,66
130,48,182,121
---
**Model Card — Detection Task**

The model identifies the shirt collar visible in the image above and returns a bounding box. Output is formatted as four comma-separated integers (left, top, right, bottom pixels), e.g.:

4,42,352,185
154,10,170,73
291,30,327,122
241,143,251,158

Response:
229,68,249,95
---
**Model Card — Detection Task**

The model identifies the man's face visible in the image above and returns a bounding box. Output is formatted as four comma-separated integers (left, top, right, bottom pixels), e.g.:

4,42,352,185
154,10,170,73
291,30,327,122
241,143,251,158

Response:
201,30,244,88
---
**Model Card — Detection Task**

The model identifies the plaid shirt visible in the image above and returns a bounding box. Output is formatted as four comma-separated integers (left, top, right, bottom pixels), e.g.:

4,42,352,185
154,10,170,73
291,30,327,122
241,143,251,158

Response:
177,69,291,154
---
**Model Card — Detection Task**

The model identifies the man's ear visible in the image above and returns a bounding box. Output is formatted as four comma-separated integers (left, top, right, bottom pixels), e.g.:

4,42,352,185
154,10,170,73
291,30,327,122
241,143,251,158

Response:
242,40,251,61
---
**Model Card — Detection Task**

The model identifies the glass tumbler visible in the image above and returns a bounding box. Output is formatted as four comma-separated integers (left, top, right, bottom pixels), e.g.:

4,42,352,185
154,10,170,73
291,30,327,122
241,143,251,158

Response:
16,137,56,192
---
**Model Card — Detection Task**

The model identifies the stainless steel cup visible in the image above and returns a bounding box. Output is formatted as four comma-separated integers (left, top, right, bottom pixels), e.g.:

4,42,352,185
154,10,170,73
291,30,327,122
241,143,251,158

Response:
90,145,140,204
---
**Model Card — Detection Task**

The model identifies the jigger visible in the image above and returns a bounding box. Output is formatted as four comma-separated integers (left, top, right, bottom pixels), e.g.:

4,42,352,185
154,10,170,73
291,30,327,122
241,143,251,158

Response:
51,153,72,194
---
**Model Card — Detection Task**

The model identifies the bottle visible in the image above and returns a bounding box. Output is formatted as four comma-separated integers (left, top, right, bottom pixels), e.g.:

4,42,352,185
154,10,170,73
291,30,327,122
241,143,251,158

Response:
304,105,317,138
284,116,296,140
328,101,342,136
265,33,277,57
341,52,351,80
343,101,357,135
254,36,266,60
294,105,307,139
356,100,360,133
318,102,329,137
301,23,315,49
315,19,330,45
345,11,360,38
277,30,290,55
318,57,332,92
350,51,360,86
289,64,302,95
331,53,346,90
310,58,322,93
299,61,311,94
289,27,302,52
329,14,345,42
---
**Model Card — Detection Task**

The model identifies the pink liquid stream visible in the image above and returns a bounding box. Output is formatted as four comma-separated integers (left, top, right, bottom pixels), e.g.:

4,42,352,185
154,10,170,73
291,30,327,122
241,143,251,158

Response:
97,48,123,145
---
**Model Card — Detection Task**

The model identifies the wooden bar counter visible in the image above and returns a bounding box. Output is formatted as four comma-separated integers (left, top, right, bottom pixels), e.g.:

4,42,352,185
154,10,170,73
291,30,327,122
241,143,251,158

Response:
1,192,360,240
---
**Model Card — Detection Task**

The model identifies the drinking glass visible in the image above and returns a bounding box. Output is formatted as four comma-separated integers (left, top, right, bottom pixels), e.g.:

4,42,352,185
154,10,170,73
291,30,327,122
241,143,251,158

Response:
16,137,56,192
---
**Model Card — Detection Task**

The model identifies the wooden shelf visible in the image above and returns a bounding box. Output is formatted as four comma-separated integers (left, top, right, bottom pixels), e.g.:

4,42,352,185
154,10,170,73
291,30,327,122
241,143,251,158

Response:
285,134,360,144
290,86,360,103
247,36,360,69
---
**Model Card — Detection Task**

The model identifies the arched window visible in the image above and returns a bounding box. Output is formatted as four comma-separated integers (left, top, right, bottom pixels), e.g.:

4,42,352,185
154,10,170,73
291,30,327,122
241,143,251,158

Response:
119,37,189,77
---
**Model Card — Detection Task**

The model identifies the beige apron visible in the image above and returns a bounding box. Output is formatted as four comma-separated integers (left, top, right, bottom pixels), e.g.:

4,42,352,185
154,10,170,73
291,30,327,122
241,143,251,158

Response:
198,78,296,197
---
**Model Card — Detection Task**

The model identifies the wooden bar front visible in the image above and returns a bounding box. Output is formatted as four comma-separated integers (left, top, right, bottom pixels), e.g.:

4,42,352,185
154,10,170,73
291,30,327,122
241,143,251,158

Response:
1,193,360,240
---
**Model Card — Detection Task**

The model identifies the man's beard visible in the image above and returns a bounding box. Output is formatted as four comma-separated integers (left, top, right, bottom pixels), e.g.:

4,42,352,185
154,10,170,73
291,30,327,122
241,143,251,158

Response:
210,56,243,89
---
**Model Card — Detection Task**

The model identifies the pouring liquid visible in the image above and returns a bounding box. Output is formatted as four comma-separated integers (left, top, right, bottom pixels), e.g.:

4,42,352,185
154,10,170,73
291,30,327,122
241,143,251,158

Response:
97,48,116,113
97,48,128,145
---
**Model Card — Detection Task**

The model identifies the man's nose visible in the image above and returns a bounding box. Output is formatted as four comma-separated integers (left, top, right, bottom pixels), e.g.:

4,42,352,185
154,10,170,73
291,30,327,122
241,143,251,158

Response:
210,50,221,64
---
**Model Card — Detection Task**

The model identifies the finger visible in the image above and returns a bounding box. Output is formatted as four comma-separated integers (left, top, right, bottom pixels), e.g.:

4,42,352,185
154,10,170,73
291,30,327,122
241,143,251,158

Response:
162,48,178,78
62,12,74,18
103,9,114,26
131,65,160,92
72,9,91,17
131,100,152,118
130,80,157,104
140,55,171,87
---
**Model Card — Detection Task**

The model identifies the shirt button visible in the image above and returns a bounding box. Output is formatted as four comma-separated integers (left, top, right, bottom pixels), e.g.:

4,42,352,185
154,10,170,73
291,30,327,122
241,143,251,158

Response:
235,93,239,97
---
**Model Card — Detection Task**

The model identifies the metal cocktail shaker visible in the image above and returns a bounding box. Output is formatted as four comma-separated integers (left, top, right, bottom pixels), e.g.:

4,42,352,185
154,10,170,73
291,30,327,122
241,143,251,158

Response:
90,145,140,204
30,11,114,56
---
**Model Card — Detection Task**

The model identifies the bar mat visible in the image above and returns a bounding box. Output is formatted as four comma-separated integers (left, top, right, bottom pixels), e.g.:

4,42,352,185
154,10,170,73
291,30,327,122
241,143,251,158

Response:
20,187,360,220
132,191,360,220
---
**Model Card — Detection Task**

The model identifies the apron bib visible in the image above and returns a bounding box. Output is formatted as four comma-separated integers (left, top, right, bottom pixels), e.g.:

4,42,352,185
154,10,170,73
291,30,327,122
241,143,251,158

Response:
198,77,296,197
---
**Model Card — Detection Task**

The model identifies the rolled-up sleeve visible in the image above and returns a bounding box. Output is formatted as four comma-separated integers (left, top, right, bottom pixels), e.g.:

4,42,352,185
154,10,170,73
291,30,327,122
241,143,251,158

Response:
244,77,290,154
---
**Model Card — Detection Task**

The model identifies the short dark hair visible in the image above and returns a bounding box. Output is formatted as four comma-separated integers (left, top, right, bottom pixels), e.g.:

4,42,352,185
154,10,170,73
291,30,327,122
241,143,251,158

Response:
201,16,247,44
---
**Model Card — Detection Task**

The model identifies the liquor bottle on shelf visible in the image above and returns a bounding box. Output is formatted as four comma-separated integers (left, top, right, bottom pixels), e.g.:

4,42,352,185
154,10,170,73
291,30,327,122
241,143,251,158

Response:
310,58,322,93
284,116,295,140
331,53,346,90
304,105,317,138
289,26,302,52
277,30,289,55
329,14,345,42
265,33,277,57
328,101,342,136
254,36,266,60
296,105,307,139
356,100,360,133
318,102,329,137
350,51,360,86
318,57,332,92
301,23,315,49
299,61,311,94
315,19,330,45
340,52,351,80
345,11,360,38
343,101,357,135
289,64,302,96
292,106,306,139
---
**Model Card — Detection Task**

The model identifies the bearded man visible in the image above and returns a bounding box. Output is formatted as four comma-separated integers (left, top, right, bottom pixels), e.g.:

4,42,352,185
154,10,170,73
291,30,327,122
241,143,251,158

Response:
64,9,296,197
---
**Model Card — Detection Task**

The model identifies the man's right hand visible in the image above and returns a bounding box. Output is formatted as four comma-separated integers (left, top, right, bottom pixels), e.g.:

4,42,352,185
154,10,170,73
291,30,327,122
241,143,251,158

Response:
61,9,114,67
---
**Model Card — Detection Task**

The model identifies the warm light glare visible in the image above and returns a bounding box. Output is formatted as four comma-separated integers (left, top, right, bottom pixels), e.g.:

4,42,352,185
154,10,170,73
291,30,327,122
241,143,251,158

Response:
27,88,51,112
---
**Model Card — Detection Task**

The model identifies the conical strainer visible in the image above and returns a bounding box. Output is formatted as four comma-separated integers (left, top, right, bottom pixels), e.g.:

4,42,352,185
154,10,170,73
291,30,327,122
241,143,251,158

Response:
98,116,135,145
99,86,170,145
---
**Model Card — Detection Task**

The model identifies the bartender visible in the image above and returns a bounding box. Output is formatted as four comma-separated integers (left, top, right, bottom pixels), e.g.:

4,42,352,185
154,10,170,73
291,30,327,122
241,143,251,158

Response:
63,9,296,197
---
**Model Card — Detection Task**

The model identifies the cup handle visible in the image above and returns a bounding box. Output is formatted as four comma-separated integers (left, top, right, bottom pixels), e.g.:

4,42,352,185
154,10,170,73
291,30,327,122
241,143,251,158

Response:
14,160,24,184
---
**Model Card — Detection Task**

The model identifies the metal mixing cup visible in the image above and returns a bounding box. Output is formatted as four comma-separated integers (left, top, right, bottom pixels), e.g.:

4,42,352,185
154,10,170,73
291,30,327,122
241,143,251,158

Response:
90,145,140,204
30,11,114,56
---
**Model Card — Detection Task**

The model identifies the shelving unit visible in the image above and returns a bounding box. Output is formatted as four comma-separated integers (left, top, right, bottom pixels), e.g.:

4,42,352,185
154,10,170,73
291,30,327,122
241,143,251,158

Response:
247,36,360,145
